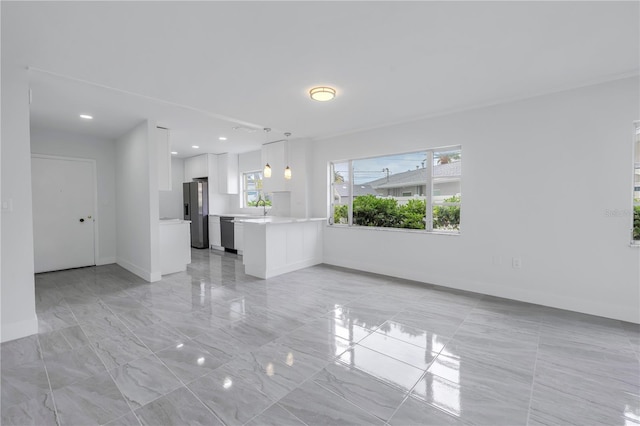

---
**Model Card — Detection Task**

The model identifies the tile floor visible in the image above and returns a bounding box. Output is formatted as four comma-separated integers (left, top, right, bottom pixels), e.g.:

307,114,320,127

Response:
2,249,639,426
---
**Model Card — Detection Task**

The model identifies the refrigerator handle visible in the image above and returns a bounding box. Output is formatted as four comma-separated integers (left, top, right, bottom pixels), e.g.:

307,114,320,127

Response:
184,204,189,217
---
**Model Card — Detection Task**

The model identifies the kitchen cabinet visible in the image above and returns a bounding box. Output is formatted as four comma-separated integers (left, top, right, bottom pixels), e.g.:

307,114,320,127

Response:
218,153,239,194
159,219,191,275
156,127,172,191
261,141,290,193
234,221,244,252
184,154,208,182
209,215,221,249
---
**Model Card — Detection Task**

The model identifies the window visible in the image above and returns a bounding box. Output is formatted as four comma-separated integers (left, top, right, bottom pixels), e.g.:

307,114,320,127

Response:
242,171,271,208
633,123,640,243
329,146,461,233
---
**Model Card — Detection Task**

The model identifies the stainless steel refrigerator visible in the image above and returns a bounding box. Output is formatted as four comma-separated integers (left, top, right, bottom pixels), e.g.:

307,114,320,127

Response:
183,180,209,249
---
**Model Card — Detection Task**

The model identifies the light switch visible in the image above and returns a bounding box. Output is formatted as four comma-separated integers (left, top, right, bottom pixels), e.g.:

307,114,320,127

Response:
1,199,13,212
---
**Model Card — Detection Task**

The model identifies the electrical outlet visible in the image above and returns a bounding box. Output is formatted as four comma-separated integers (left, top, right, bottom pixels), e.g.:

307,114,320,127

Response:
512,257,522,269
1,199,13,212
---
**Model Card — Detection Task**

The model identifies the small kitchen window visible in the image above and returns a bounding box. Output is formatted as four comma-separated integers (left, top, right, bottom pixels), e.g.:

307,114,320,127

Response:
242,171,271,208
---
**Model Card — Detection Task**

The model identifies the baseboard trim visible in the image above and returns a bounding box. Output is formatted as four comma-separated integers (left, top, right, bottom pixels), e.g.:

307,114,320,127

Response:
1,315,39,343
116,258,160,283
96,257,116,266
323,257,640,324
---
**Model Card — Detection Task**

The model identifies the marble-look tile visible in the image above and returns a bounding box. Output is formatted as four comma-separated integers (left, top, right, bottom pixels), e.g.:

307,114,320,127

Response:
104,410,141,426
410,372,529,425
0,391,57,426
275,327,353,362
336,344,425,393
312,361,408,422
374,320,449,352
537,341,640,388
111,354,182,409
1,335,42,369
155,339,226,383
217,351,307,401
60,324,91,348
188,369,274,426
134,386,221,426
44,344,106,389
218,320,282,348
427,352,534,406
115,307,164,330
529,382,634,426
1,359,51,407
130,322,187,353
533,358,640,420
388,394,465,426
193,327,256,358
245,403,306,426
54,371,130,426
38,329,73,358
93,332,152,370
79,314,132,342
168,310,230,338
70,300,114,322
102,295,146,313
392,310,466,338
278,380,384,425
358,331,439,370
37,306,78,333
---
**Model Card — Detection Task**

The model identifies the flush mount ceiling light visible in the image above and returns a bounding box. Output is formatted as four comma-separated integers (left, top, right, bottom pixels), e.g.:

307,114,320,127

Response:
192,145,199,149
219,137,227,141
309,86,336,102
171,151,178,155
79,114,93,120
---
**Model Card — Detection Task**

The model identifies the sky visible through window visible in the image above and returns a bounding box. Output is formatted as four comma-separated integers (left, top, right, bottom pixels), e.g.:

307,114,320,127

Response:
336,150,460,185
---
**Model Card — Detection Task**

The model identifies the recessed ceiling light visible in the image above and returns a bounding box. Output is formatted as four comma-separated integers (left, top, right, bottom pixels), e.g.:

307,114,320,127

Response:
219,137,227,141
79,114,93,120
309,86,336,102
192,145,199,149
171,151,178,155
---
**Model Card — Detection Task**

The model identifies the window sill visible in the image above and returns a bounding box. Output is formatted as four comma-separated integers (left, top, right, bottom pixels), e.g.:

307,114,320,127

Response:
326,224,460,236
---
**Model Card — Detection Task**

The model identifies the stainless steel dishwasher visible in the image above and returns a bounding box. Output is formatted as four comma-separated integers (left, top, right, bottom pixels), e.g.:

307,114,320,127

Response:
220,216,236,252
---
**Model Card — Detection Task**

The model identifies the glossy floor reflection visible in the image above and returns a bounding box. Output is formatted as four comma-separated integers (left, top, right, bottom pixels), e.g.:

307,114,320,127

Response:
2,249,639,425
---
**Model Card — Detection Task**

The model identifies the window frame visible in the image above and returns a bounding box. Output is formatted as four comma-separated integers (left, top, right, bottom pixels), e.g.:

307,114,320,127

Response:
241,170,268,209
328,145,462,234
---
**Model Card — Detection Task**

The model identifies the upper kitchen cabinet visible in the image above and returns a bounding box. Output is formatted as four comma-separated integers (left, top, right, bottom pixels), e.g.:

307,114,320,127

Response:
217,153,239,194
156,127,172,191
262,140,290,193
184,154,209,182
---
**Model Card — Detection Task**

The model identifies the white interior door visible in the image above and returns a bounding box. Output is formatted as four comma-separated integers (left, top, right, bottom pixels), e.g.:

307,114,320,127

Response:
32,155,96,273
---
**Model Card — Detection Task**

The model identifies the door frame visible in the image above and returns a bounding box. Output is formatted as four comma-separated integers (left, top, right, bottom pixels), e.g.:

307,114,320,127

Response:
31,154,100,269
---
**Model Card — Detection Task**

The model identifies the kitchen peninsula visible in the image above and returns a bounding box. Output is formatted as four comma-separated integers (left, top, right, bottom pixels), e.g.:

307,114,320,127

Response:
237,217,325,279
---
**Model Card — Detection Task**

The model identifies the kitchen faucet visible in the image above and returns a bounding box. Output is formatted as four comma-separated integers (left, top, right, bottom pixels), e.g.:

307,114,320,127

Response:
256,194,268,216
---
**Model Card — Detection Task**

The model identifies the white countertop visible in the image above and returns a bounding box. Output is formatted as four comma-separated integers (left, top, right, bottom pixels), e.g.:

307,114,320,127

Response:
159,218,191,225
234,217,326,225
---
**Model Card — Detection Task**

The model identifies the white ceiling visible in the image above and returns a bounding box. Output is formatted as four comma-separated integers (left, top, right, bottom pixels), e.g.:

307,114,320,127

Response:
3,1,638,157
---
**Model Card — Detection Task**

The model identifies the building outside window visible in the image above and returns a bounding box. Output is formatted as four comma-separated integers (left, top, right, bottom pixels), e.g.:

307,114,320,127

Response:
329,146,461,232
242,171,271,208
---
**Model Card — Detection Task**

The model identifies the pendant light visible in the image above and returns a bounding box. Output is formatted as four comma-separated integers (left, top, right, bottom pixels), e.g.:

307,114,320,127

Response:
284,132,292,180
263,128,272,178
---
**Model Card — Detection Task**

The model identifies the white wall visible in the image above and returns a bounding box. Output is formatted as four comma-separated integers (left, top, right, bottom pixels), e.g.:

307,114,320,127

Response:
1,64,38,342
312,77,640,323
116,120,161,282
30,127,117,265
159,157,184,219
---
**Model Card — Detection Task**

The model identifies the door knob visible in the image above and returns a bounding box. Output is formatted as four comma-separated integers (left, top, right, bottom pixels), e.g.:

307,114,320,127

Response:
79,218,85,223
